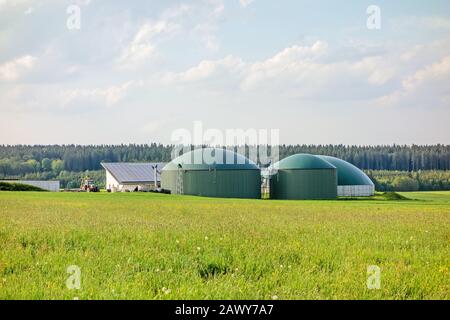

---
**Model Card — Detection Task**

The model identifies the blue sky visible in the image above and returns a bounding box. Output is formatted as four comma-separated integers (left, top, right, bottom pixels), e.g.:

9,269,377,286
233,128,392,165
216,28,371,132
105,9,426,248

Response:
0,0,449,145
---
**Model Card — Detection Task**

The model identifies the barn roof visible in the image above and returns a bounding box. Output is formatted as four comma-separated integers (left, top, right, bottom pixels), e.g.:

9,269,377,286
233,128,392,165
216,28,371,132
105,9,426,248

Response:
101,162,165,183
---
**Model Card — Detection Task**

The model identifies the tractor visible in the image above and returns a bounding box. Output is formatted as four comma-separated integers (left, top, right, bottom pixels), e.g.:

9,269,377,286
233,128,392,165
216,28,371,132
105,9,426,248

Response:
80,177,99,192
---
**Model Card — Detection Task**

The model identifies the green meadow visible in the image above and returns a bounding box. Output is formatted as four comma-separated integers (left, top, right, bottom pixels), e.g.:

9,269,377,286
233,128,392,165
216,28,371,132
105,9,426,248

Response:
0,191,448,300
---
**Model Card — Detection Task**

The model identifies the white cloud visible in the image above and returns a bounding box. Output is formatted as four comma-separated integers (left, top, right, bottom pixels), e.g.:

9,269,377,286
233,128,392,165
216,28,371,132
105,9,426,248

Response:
160,4,191,20
23,6,33,14
239,0,255,8
0,55,36,81
163,41,330,89
191,23,221,52
351,56,396,86
162,40,373,99
379,55,450,107
403,56,450,90
422,16,450,29
0,80,142,113
188,1,225,52
163,55,244,84
0,0,31,9
1,1,449,145
117,20,178,69
116,1,226,68
140,119,171,134
62,81,142,108
241,41,329,91
393,16,450,31
159,39,450,104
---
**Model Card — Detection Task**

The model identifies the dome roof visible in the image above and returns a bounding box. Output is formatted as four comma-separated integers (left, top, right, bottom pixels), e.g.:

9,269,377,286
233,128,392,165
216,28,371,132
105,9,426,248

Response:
273,154,336,170
162,148,259,171
316,155,374,186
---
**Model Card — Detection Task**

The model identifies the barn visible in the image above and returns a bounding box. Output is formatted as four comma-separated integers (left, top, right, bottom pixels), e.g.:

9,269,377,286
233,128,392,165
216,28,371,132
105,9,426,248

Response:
101,162,165,192
0,180,60,192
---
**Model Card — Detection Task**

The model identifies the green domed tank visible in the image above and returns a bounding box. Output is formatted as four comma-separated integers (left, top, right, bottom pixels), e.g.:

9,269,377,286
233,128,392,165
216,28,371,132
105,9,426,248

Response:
270,154,337,200
316,155,374,196
161,148,261,199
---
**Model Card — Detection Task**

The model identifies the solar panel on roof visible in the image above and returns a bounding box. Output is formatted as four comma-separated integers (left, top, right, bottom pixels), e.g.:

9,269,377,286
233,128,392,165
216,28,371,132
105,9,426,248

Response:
101,163,165,183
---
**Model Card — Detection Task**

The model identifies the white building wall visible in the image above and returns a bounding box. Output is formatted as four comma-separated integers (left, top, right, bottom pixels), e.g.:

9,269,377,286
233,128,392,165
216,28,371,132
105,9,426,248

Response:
338,185,374,197
1,180,60,192
106,171,120,192
120,184,153,192
105,170,155,192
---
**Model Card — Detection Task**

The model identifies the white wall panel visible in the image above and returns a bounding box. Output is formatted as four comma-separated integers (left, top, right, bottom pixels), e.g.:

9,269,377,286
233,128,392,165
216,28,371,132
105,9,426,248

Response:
338,185,374,197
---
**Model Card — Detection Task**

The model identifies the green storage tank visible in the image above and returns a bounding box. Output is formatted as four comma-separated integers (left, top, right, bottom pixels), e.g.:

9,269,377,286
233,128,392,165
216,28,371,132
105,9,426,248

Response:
161,148,261,199
270,154,337,200
316,155,375,196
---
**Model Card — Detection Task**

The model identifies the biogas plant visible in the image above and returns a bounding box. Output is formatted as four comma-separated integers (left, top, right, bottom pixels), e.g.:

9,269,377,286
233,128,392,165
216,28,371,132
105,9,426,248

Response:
161,148,374,200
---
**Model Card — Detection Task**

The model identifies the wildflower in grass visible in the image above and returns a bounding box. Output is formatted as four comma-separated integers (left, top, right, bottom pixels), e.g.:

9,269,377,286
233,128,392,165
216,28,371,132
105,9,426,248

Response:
197,247,201,251
162,287,171,295
271,295,279,300
438,265,448,273
73,297,79,300
204,236,209,240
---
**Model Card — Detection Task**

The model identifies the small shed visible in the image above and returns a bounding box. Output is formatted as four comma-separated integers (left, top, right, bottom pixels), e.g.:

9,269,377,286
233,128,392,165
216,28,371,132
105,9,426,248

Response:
101,162,165,192
0,180,60,192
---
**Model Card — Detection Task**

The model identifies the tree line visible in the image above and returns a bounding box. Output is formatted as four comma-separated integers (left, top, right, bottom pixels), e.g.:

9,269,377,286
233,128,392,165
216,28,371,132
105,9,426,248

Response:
367,170,450,192
0,144,448,191
0,144,448,175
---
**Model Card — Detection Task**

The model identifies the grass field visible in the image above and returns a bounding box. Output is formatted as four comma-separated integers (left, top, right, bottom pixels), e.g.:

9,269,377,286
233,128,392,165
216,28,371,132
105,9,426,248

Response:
0,191,449,300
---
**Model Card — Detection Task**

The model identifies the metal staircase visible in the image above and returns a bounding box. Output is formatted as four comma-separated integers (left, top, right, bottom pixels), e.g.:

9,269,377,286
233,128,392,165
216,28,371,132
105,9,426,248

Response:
176,166,184,195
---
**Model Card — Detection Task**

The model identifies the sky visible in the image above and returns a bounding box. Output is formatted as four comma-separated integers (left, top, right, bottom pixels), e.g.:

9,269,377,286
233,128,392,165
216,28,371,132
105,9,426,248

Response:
0,0,449,145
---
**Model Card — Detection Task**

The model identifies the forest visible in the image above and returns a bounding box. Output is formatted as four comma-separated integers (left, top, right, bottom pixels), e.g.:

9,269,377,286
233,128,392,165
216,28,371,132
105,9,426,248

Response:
0,144,448,190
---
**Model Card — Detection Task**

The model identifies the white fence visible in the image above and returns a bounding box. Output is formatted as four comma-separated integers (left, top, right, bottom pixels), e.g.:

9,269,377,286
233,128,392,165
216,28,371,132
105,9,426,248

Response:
338,185,374,197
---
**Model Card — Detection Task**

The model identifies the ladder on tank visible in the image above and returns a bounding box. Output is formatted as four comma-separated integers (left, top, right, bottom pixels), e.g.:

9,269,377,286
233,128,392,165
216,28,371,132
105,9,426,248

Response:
176,165,184,195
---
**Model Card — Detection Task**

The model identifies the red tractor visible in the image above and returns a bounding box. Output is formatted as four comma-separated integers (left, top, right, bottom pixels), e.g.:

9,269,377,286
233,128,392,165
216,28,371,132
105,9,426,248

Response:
80,177,99,192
